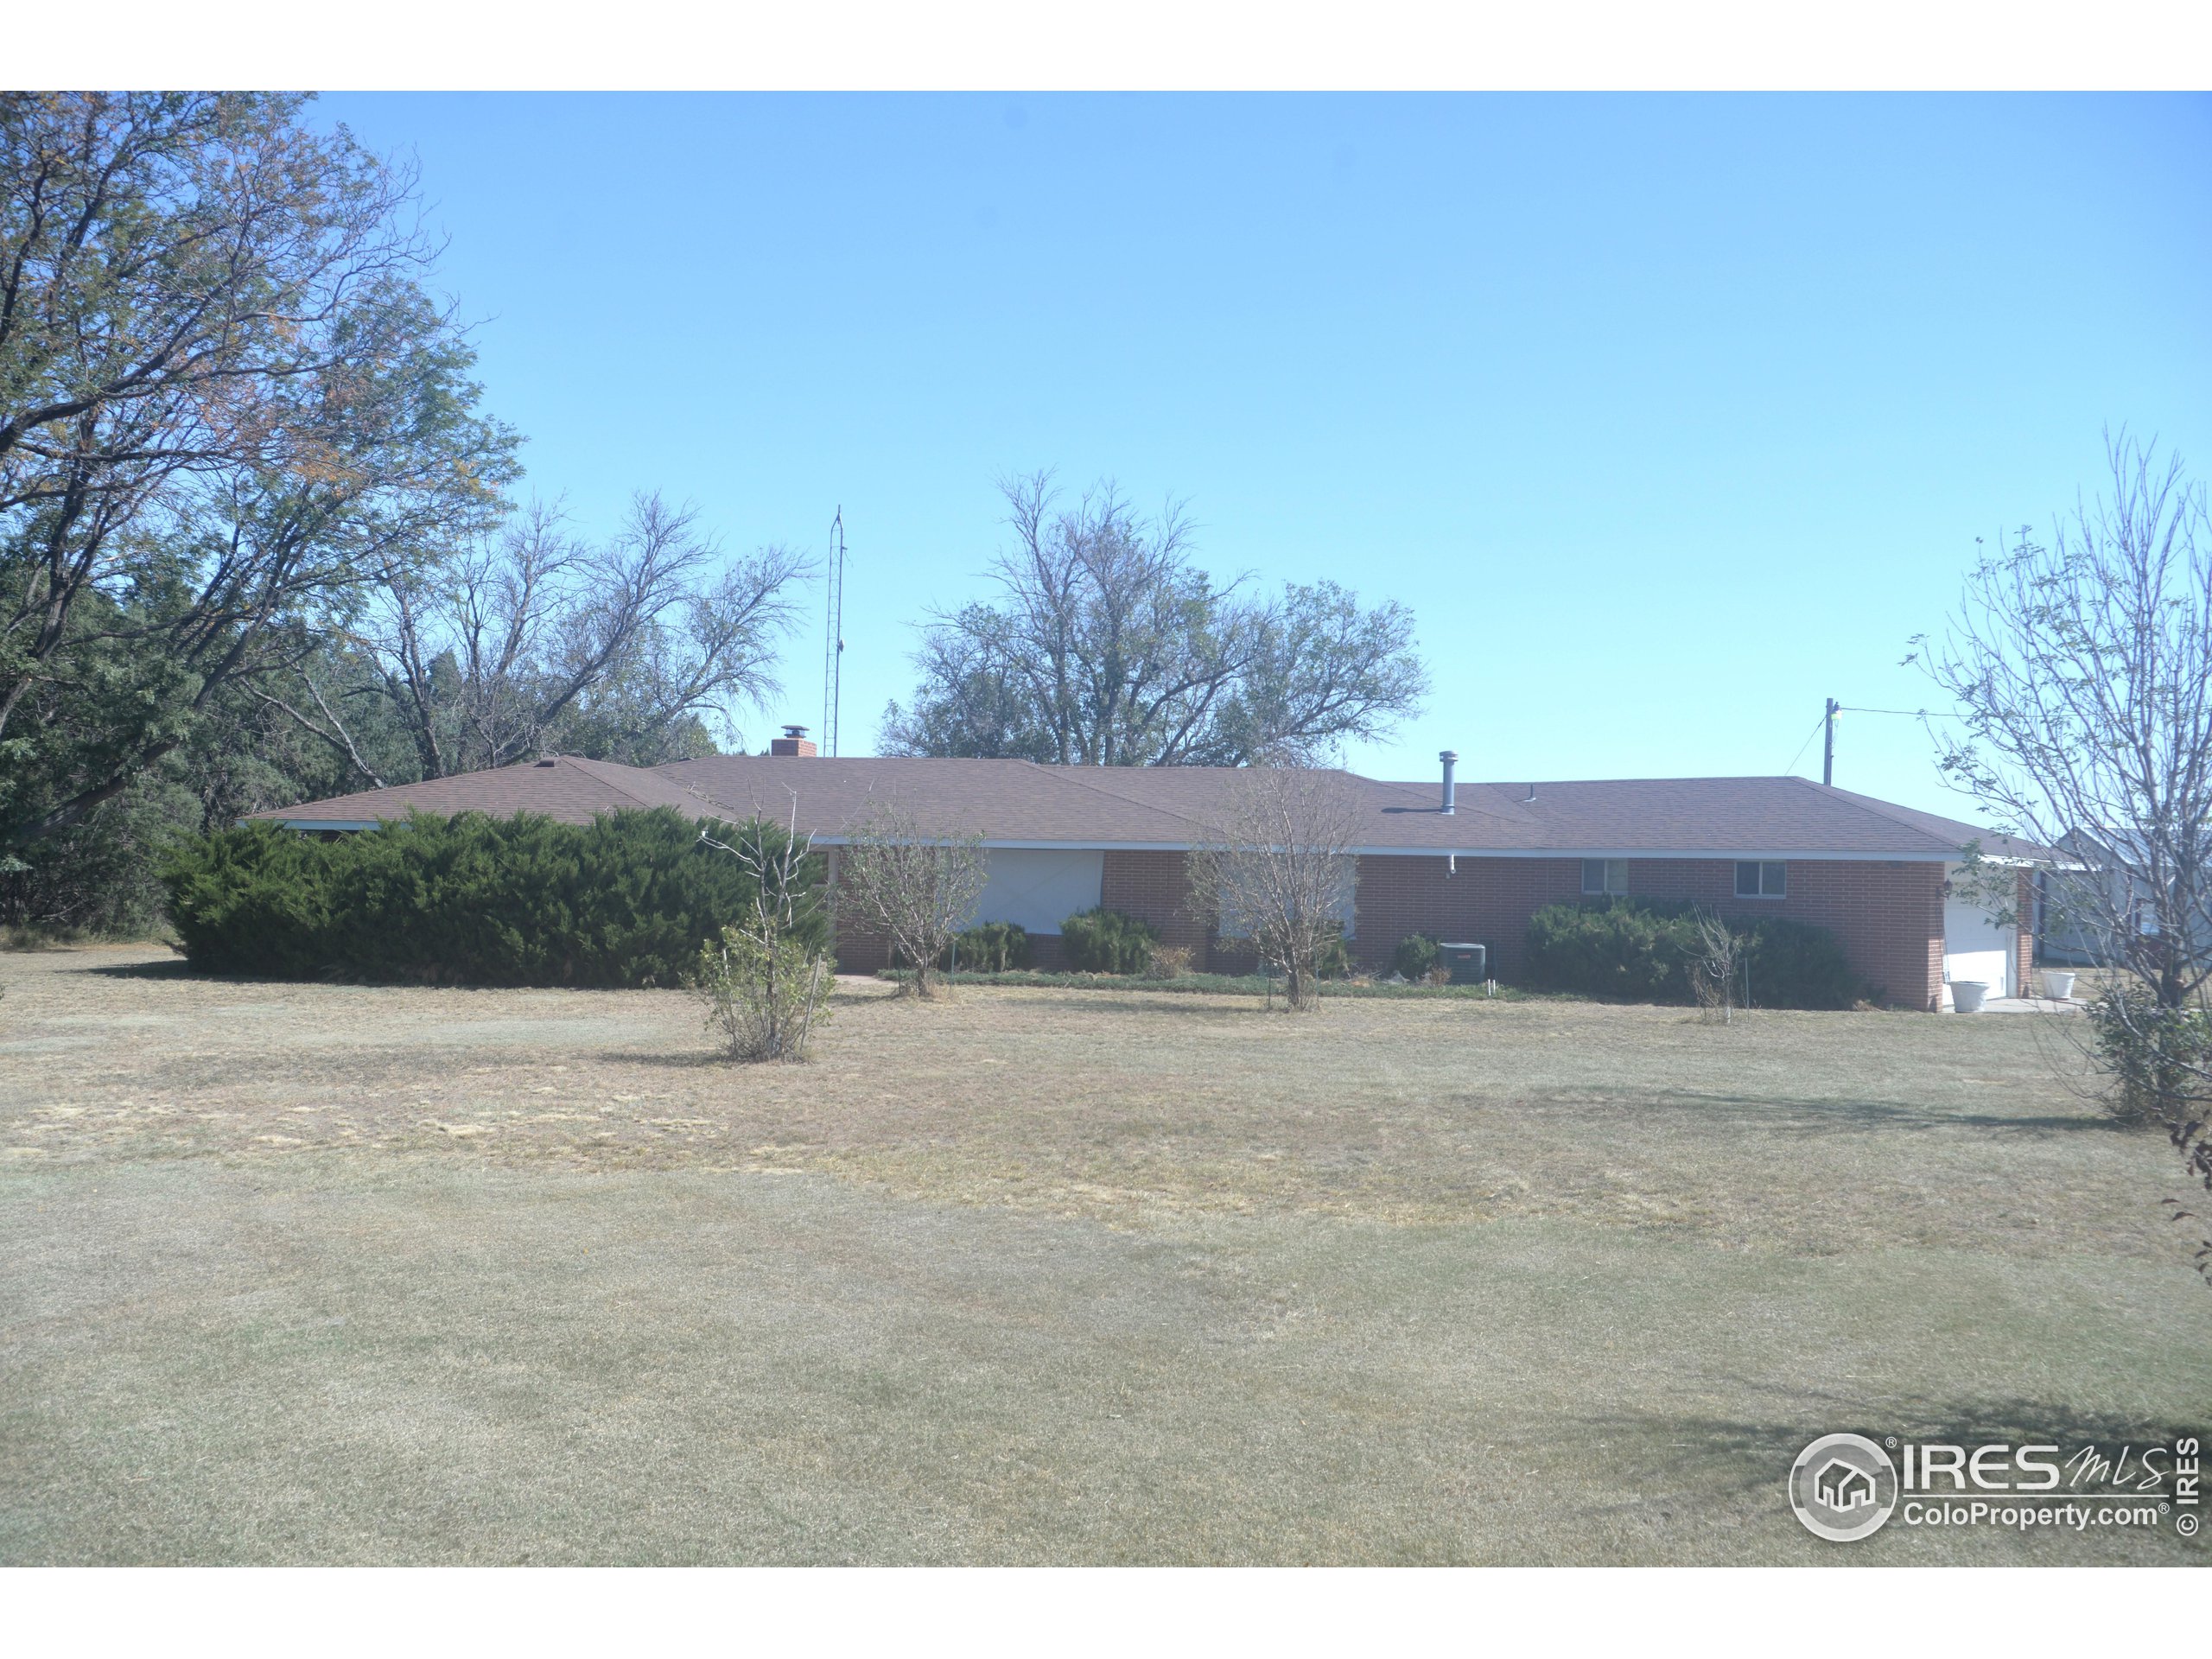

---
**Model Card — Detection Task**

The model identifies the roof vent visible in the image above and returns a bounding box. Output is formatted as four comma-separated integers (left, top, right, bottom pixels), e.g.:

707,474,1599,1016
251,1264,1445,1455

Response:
535,758,558,767
1524,783,1536,802
1439,750,1458,816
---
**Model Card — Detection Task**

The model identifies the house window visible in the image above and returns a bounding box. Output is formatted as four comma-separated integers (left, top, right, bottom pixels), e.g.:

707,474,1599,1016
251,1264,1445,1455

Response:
1582,858,1628,896
1735,860,1787,899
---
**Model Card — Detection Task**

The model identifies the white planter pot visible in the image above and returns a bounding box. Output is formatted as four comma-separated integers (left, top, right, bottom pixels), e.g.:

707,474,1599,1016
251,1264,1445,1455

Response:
2041,969,2077,1001
1950,980,1989,1013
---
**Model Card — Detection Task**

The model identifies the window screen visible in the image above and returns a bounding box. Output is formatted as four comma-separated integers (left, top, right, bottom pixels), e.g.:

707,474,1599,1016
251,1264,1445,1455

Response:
1582,859,1627,896
1735,861,1786,898
971,849,1106,933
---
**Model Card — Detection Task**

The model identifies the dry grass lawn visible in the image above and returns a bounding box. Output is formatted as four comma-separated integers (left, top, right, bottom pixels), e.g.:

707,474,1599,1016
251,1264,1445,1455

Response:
2,944,2206,1564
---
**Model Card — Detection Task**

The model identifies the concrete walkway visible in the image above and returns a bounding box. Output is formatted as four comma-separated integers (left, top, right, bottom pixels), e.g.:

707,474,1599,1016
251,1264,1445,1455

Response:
1967,995,2086,1015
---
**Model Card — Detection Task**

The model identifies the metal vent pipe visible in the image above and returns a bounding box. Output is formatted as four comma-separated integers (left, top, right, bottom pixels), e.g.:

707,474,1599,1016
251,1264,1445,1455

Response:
1440,750,1458,815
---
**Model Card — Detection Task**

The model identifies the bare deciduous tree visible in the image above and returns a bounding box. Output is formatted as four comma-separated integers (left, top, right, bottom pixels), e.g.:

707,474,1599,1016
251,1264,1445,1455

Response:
1916,436,2212,1009
837,803,988,1000
1910,431,2212,1278
1185,765,1361,1012
882,471,1427,766
1688,909,1742,1025
344,493,810,778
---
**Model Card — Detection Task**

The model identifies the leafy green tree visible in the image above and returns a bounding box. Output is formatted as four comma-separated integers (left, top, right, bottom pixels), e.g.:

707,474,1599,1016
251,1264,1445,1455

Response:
0,630,423,935
0,92,517,854
0,92,813,931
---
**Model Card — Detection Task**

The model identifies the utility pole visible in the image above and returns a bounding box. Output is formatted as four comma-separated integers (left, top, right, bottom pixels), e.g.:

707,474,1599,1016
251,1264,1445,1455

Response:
1821,696,1839,786
823,508,847,758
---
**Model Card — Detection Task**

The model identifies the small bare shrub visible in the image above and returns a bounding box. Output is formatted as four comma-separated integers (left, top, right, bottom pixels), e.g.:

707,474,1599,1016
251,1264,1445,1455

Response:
840,804,987,1000
694,928,833,1061
1688,909,1741,1025
693,793,834,1060
1146,943,1194,980
1185,766,1360,1013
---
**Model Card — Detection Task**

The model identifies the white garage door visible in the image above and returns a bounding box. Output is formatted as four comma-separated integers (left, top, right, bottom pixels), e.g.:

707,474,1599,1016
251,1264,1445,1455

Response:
1942,861,2014,1004
971,849,1105,936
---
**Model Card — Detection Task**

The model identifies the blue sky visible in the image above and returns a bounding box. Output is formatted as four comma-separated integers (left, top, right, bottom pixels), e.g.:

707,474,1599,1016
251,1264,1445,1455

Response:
316,93,2210,816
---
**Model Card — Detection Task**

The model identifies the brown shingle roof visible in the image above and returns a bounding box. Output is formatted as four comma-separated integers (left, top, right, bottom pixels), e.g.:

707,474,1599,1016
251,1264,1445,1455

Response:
654,755,1212,844
249,755,731,829
1372,775,2019,857
257,753,2022,861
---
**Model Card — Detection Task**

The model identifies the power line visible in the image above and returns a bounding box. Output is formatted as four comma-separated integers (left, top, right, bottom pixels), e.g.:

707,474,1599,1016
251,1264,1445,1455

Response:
1804,701,1956,787
1783,714,1827,777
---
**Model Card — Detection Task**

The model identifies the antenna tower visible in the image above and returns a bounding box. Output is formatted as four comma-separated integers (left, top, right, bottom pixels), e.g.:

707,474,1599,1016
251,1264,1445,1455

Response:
823,508,847,757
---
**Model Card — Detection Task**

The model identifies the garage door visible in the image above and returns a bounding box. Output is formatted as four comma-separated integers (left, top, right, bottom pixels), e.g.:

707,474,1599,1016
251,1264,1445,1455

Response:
1942,861,2014,1004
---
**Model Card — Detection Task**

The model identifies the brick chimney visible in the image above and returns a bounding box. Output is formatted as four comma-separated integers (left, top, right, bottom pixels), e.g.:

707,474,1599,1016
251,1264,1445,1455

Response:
770,723,817,758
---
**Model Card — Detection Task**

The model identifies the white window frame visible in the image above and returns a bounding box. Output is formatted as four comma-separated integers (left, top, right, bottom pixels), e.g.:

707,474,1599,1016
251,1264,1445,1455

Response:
1581,858,1628,896
1734,860,1787,899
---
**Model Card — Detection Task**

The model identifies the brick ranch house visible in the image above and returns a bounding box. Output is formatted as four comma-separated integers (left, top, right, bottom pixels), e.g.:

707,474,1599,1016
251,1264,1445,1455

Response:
257,741,2038,1011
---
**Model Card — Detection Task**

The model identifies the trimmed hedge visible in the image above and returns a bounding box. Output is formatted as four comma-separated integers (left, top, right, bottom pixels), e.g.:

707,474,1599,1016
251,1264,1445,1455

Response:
941,920,1032,972
160,808,824,987
1524,900,1688,1003
1059,906,1159,975
1741,915,1866,1010
1522,898,1864,1009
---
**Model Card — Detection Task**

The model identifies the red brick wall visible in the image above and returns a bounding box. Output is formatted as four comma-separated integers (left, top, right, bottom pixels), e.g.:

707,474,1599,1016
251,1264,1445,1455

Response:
1099,850,1211,963
1349,853,1948,1008
824,850,894,975
828,844,1954,1007
1351,855,1585,982
1624,857,1944,1009
2015,868,2037,995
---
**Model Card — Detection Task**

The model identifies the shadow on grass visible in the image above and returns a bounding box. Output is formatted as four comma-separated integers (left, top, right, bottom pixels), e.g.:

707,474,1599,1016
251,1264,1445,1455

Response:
73,956,289,984
604,1050,747,1069
75,954,391,988
73,959,480,991
1582,1388,2204,1506
1020,995,1281,1020
1559,1087,2136,1138
76,957,710,999
835,986,1278,1020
